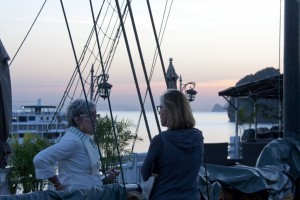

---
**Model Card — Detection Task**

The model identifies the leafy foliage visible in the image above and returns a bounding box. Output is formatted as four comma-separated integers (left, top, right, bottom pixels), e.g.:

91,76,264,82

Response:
94,115,142,172
237,106,255,133
7,115,141,192
8,133,50,193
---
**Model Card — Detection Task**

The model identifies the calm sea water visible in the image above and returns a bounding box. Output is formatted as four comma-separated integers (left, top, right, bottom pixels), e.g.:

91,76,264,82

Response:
98,111,238,153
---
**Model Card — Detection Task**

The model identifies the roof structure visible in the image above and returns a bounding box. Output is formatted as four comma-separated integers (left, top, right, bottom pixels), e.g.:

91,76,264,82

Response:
218,74,283,100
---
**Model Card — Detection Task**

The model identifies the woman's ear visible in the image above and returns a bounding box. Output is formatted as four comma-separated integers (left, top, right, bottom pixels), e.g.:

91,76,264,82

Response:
74,116,81,126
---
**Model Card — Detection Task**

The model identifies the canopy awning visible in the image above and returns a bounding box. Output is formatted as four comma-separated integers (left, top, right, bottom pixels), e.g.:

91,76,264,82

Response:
218,74,283,100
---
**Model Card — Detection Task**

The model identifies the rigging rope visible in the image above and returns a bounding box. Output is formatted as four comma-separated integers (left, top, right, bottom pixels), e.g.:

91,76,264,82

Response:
0,0,48,82
6,0,173,162
59,0,107,177
48,1,108,133
146,0,168,88
90,0,121,77
52,0,129,133
125,0,161,135
97,0,130,76
56,2,132,188
83,0,128,102
114,0,153,142
49,3,132,187
80,0,116,99
89,0,129,102
149,0,173,79
54,0,111,116
88,0,126,189
131,0,173,152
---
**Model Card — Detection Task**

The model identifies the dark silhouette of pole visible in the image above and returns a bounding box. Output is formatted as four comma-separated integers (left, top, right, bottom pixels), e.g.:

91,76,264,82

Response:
284,0,300,198
283,0,300,138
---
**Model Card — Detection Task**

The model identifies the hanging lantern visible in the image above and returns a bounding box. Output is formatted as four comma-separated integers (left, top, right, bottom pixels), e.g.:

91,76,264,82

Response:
98,82,112,99
186,88,197,102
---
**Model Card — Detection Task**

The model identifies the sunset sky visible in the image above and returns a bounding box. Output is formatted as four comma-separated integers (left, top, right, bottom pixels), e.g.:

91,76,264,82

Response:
0,0,283,111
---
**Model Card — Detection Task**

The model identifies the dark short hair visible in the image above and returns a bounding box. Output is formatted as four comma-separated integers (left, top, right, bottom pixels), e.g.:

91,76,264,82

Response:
160,89,195,129
66,99,96,127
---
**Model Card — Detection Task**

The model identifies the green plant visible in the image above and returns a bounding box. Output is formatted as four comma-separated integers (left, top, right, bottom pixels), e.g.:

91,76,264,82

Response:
94,115,143,172
238,99,278,132
255,100,279,123
237,106,255,133
8,133,50,193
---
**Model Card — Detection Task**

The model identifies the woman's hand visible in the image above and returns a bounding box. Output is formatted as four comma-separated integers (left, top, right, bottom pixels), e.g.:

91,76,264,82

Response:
106,168,120,180
103,168,120,184
49,176,65,190
55,183,65,190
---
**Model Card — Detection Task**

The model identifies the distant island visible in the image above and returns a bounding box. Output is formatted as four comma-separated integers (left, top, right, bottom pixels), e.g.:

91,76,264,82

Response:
211,103,227,112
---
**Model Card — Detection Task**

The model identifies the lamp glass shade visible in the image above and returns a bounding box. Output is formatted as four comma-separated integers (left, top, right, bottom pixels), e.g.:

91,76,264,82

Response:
186,88,197,102
98,82,112,99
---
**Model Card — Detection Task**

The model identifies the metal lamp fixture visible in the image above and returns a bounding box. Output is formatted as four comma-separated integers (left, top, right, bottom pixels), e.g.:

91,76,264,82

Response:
98,81,112,99
165,58,197,102
186,87,197,102
90,65,112,100
180,75,197,102
97,74,112,99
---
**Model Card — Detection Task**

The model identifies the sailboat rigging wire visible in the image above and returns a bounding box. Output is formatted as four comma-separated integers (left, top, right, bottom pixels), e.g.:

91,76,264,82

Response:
0,0,47,82
99,0,130,75
55,0,110,113
79,0,117,98
55,0,127,108
114,0,153,142
81,0,126,102
84,0,128,101
89,2,119,75
55,0,110,167
97,27,115,40
0,0,85,134
93,7,129,102
59,0,105,172
146,0,168,88
88,0,126,189
125,0,162,134
106,0,118,12
149,0,172,78
93,0,128,75
131,0,173,152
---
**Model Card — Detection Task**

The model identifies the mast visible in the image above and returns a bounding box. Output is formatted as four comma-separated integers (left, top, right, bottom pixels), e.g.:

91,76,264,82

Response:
283,0,300,138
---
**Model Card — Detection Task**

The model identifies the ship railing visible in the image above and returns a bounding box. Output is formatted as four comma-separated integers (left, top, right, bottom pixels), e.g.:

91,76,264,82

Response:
12,111,60,115
116,152,147,185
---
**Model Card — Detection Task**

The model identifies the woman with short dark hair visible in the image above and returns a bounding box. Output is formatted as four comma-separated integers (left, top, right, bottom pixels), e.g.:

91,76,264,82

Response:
142,89,204,200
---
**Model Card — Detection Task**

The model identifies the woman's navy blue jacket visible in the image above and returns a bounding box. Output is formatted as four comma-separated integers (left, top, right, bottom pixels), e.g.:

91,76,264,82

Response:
141,128,204,200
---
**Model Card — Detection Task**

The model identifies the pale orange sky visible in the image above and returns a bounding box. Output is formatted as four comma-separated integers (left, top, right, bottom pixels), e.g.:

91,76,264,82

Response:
0,0,282,111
